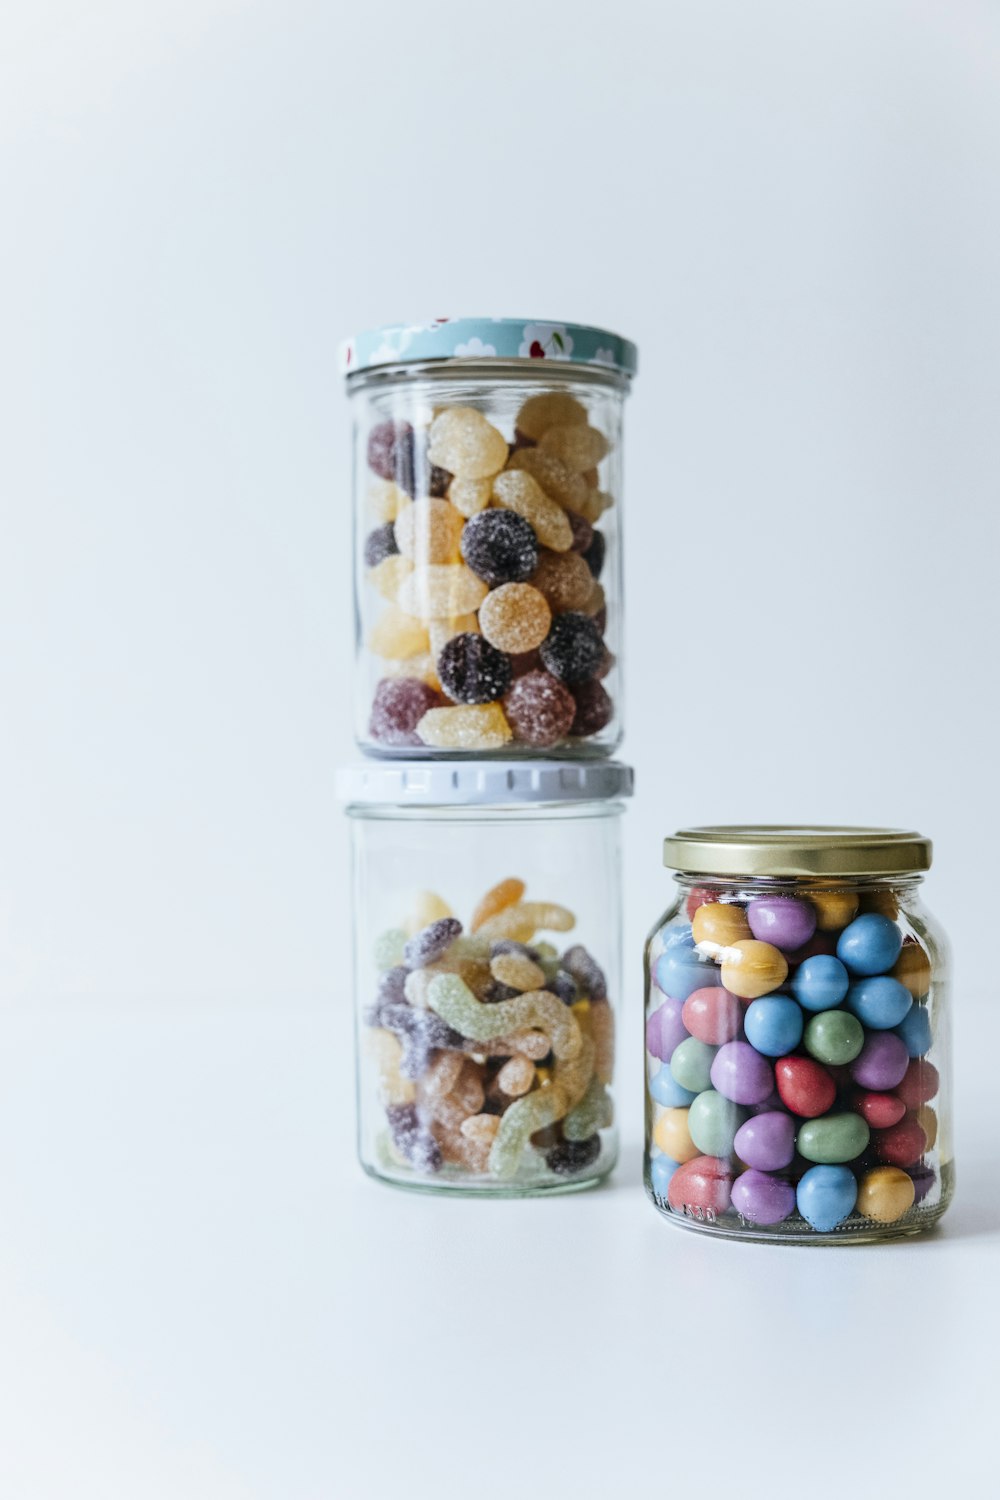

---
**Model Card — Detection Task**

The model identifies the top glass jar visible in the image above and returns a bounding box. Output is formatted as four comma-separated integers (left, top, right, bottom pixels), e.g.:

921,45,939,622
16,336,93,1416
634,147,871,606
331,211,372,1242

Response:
342,318,636,758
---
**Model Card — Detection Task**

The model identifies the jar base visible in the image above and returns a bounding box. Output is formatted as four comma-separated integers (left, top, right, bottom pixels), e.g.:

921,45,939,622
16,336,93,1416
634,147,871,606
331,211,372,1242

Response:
645,1159,955,1245
362,1134,618,1198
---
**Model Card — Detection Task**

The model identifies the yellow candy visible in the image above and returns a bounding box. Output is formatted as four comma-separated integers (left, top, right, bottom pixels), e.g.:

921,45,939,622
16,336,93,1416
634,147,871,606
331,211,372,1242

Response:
505,446,593,514
367,478,410,522
428,407,508,479
478,582,552,653
407,889,454,932
808,888,860,931
720,939,788,999
416,702,512,750
381,655,441,690
857,1165,915,1223
367,1029,416,1106
494,1054,535,1097
428,614,479,660
470,877,525,932
476,900,576,943
538,423,610,473
396,564,489,620
653,1107,699,1164
394,497,463,565
448,475,494,517
860,888,900,920
368,553,413,602
692,902,752,947
491,952,546,992
492,470,573,551
917,1104,938,1151
893,942,932,998
368,606,430,659
515,390,588,440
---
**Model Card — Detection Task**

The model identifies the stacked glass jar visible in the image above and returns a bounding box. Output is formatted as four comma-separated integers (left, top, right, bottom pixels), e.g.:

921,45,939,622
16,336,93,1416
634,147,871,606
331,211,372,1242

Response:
645,827,953,1242
340,318,637,1194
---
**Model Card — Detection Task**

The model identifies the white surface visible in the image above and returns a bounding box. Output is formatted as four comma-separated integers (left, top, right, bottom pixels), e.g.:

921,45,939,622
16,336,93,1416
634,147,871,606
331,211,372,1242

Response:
1,1,1000,1495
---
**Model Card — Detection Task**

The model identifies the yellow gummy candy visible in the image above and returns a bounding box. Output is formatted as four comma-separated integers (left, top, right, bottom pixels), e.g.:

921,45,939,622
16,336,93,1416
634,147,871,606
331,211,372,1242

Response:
448,475,494,518
367,479,411,523
515,390,589,440
394,498,464,565
538,423,610,473
416,702,512,750
476,900,576,942
428,407,508,480
368,606,431,660
492,470,573,552
397,564,490,620
470,877,526,931
368,553,414,602
506,446,593,514
428,614,480,661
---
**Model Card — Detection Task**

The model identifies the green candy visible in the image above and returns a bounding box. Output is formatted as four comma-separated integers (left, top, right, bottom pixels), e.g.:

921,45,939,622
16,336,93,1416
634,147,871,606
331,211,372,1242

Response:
564,1077,613,1141
797,1113,870,1164
803,1010,865,1066
670,1038,717,1094
687,1089,747,1158
374,928,407,970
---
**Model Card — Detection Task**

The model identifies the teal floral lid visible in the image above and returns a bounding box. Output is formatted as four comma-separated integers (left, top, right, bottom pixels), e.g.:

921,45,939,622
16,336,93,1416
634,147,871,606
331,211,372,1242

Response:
340,318,638,379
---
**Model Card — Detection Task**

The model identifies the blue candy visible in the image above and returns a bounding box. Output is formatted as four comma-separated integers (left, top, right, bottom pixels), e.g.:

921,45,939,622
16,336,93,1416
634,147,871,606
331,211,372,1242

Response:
846,974,913,1030
796,1164,858,1232
653,939,722,1002
836,913,903,976
744,995,804,1057
896,1002,933,1057
648,1066,697,1108
649,1156,678,1198
791,954,850,1012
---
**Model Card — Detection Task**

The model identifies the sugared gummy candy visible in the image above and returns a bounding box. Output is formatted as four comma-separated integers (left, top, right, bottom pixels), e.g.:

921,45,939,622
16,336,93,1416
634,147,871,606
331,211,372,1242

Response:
364,522,399,568
368,677,443,746
503,670,576,746
545,1134,601,1177
460,508,538,587
570,679,613,737
437,632,512,705
539,611,605,683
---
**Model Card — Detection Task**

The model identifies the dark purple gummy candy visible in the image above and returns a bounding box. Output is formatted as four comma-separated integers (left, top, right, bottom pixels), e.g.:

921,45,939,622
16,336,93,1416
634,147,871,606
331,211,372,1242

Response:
504,670,576,747
367,420,416,495
437,633,512,705
490,938,541,961
460,509,538,588
364,522,399,568
509,649,542,677
582,529,605,579
368,678,443,747
386,1103,442,1173
548,970,579,1005
404,916,463,969
539,612,605,684
561,944,607,1001
380,1002,465,1078
363,965,409,1025
570,679,613,738
566,510,594,555
545,1134,601,1177
481,979,521,1004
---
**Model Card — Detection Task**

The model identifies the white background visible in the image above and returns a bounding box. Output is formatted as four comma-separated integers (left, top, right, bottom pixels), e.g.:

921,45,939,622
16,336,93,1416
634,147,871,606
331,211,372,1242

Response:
1,2,999,1496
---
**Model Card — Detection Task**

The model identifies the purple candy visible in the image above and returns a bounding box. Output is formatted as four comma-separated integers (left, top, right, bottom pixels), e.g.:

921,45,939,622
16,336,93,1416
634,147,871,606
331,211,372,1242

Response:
850,1030,909,1091
732,1169,797,1225
907,1163,937,1205
747,897,817,953
734,1111,797,1172
711,1040,774,1106
646,995,688,1062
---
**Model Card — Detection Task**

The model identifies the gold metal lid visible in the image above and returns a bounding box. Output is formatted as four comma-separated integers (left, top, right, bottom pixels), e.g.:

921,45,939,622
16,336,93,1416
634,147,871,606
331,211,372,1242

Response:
662,826,932,878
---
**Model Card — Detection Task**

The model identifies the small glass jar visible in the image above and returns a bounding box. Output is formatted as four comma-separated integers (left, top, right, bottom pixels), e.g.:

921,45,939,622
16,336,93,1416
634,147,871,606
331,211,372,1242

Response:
339,760,632,1194
341,318,636,758
645,827,952,1243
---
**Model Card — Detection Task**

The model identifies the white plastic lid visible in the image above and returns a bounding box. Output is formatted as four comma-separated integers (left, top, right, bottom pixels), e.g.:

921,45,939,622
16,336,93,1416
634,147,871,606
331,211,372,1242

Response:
337,760,634,806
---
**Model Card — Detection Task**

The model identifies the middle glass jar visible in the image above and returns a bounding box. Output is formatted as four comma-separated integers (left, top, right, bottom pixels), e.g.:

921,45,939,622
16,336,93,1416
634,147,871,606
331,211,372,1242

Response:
342,318,636,757
339,760,632,1195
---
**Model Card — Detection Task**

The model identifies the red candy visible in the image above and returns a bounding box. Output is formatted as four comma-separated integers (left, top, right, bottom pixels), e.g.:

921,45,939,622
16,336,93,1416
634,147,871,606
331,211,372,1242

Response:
682,987,743,1045
896,1059,940,1110
873,1114,928,1167
667,1155,734,1217
785,931,838,968
855,1091,907,1129
775,1056,837,1118
685,887,718,920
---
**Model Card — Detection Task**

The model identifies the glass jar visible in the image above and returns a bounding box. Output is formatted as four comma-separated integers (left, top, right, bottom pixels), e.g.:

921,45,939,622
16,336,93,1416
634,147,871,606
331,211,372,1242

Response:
645,827,952,1243
341,318,636,758
338,760,632,1194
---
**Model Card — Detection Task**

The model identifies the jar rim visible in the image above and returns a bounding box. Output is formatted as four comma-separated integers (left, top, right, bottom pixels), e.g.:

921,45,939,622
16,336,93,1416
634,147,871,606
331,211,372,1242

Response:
662,825,932,877
337,759,634,808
